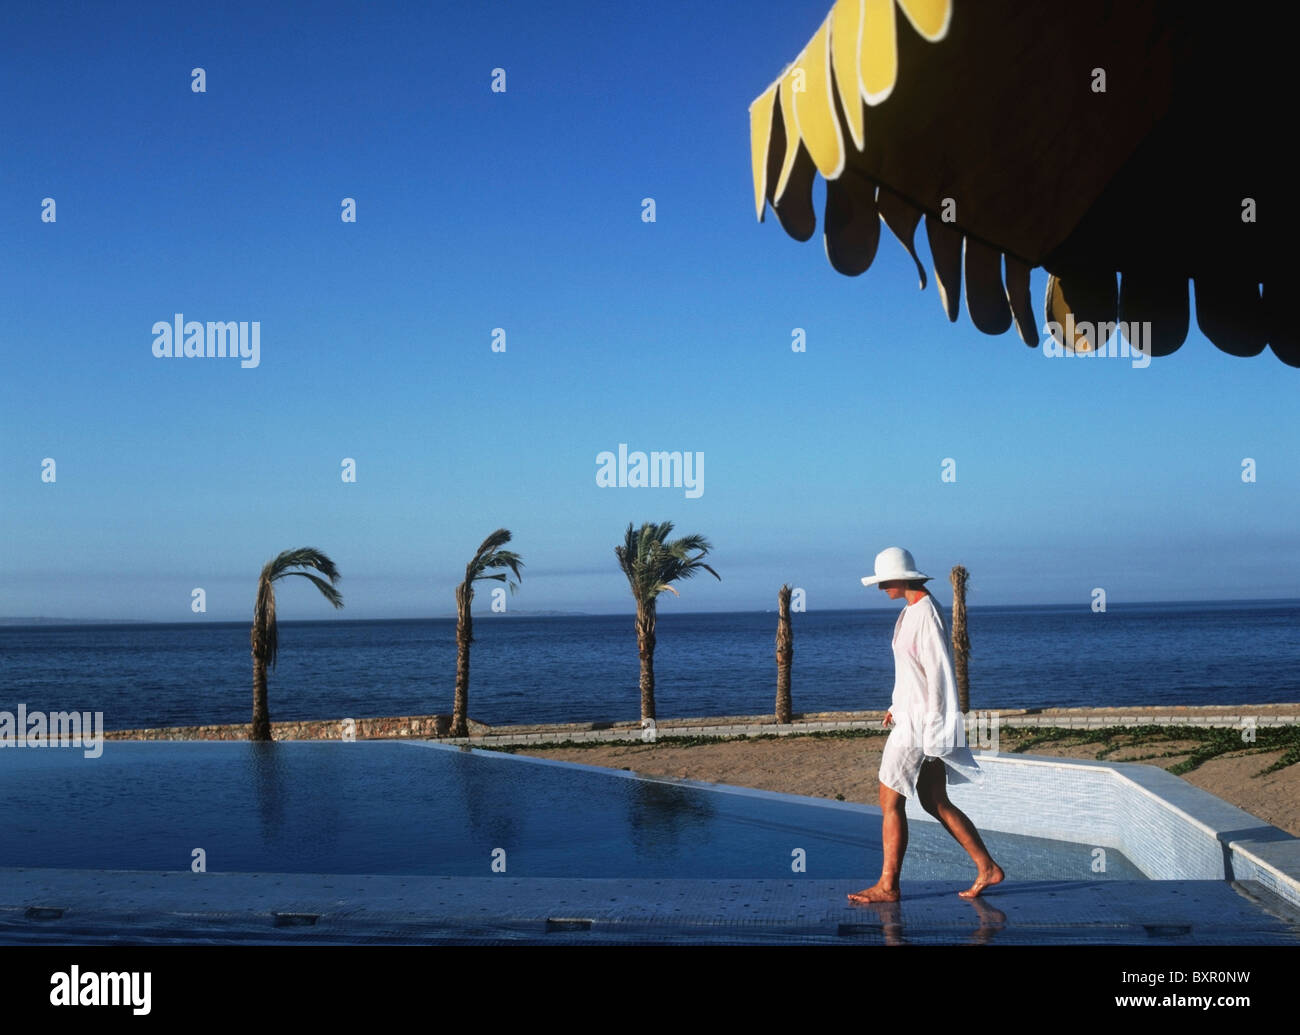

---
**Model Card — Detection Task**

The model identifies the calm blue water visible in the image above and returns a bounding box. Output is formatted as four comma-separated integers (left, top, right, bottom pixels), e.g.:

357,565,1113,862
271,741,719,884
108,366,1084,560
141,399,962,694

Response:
0,741,1144,879
1,601,1297,731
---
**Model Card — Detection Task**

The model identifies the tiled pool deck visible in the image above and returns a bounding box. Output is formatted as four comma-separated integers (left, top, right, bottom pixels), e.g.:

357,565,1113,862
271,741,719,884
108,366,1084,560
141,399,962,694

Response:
3,741,1299,945
4,871,1296,945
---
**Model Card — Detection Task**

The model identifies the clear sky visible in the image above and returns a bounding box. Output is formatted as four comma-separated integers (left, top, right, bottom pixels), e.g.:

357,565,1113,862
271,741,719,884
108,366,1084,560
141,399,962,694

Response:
2,0,1296,622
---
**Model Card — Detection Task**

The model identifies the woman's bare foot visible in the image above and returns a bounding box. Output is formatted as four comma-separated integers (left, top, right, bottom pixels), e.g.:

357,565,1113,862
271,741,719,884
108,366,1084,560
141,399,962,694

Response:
958,862,1004,899
848,883,900,904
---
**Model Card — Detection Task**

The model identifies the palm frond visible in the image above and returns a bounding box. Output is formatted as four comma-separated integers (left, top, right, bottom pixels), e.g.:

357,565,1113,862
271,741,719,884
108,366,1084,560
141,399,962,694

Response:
460,529,525,600
616,520,720,606
266,547,341,583
472,528,513,561
252,547,344,669
283,570,345,609
478,549,524,590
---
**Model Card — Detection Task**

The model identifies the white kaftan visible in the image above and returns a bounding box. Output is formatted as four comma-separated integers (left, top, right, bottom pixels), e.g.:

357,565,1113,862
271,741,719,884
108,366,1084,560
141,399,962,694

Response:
877,593,982,798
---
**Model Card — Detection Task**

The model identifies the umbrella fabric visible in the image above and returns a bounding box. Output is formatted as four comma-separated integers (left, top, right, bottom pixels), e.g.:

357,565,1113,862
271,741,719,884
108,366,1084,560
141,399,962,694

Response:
749,0,1299,366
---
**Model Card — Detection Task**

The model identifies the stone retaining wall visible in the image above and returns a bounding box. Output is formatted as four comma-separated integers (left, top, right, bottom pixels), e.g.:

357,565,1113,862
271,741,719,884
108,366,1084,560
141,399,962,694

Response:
104,714,486,742
105,704,1300,743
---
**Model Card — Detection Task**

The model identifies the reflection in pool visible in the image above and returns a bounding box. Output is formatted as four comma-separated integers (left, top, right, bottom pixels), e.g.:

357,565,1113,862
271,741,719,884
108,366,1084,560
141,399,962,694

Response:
0,740,1147,880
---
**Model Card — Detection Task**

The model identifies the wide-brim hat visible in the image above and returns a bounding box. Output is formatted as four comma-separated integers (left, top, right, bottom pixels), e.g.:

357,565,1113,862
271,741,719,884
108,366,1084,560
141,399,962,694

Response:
861,546,931,587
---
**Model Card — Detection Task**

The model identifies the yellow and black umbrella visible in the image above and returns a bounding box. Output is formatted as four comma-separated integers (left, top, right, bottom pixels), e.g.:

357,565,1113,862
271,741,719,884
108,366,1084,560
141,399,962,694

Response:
750,0,1297,365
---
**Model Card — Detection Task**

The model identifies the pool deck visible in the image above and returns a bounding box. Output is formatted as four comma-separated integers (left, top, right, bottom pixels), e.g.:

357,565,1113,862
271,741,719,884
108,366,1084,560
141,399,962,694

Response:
3,869,1298,945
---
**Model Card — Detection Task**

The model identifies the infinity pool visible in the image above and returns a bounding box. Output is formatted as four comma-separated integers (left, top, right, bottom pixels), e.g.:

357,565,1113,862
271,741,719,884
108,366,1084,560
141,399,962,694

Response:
0,740,1145,880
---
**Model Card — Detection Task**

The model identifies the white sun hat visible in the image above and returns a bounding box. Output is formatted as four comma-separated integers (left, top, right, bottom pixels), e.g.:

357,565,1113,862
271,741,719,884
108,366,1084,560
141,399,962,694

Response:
861,546,932,587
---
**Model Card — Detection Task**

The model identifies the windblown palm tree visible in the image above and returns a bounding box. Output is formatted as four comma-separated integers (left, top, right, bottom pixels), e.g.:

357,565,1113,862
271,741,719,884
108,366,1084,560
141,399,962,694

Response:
450,529,523,738
250,547,343,742
615,521,720,723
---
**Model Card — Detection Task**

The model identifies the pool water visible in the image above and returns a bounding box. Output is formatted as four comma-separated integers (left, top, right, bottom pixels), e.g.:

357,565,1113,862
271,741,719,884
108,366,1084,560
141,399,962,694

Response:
0,740,1147,880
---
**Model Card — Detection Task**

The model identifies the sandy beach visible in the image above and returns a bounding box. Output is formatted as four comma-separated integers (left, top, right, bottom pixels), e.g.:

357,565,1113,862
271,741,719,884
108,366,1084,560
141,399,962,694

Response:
517,726,1300,838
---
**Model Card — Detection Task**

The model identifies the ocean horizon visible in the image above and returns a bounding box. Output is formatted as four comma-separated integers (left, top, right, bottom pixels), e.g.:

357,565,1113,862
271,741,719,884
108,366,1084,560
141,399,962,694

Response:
4,595,1298,626
2,599,1297,732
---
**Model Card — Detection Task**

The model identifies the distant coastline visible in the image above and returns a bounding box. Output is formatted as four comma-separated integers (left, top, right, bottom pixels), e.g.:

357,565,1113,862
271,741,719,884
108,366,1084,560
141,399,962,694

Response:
0,617,152,626
1,598,1297,628
0,610,594,627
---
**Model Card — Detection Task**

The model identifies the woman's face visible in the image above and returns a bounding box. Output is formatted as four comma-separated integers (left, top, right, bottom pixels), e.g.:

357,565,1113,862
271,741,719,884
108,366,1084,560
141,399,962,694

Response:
880,580,907,599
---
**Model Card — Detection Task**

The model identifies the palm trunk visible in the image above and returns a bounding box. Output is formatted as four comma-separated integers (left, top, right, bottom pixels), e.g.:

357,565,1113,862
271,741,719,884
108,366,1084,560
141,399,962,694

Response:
636,600,657,722
252,653,271,741
950,565,971,713
775,584,793,723
451,582,472,737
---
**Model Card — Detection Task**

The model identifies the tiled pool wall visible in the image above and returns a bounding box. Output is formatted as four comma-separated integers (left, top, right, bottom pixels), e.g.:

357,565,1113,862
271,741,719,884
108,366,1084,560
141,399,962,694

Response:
943,753,1300,906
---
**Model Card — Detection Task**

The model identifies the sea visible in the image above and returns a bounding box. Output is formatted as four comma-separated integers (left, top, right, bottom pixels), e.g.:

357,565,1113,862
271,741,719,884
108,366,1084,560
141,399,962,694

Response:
1,600,1297,732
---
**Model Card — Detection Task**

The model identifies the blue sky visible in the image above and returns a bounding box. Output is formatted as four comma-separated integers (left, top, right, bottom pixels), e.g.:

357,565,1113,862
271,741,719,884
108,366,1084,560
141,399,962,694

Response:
2,0,1296,621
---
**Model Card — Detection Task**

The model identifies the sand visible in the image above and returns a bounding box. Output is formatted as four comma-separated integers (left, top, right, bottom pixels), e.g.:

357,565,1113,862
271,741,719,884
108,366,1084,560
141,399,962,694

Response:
519,729,1300,837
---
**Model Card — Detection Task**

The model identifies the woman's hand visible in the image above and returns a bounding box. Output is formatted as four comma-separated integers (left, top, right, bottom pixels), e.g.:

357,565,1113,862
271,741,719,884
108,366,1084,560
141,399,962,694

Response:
883,711,893,728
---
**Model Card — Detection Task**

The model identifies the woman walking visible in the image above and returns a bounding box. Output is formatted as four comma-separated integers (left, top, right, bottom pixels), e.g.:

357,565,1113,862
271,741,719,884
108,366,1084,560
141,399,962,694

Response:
849,547,1003,902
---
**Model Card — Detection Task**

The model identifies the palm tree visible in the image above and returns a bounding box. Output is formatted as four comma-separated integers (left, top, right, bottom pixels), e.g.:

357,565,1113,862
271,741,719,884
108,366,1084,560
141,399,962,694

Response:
950,565,971,713
776,584,793,723
614,521,720,723
250,547,343,742
450,529,523,738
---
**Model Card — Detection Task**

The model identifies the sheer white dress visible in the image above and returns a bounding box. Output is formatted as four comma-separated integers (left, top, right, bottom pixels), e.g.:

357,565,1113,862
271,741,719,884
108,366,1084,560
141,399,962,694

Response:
878,593,983,798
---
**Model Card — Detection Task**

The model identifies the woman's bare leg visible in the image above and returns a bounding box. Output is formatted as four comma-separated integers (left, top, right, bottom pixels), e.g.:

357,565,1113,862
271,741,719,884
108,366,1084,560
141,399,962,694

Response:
848,782,907,903
916,759,1004,897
